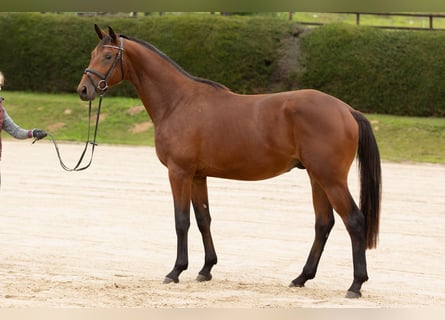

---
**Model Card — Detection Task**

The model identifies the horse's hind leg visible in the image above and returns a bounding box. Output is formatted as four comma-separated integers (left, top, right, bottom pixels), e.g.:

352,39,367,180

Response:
291,178,334,288
192,176,217,281
323,182,369,298
339,199,368,298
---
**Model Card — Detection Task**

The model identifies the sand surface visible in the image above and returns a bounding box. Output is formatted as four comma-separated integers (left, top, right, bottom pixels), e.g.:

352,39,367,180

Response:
0,140,444,307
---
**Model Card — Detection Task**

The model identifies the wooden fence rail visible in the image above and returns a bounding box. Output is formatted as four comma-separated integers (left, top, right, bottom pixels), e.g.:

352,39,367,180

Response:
292,12,445,31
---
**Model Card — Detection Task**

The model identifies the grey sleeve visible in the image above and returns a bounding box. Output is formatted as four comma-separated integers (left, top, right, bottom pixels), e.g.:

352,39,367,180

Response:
2,108,32,139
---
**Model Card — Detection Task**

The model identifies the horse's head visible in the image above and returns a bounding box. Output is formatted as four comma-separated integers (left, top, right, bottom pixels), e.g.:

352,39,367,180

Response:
77,24,125,101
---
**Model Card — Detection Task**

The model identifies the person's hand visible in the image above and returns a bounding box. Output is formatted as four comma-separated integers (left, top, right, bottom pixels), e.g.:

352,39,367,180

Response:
32,129,47,140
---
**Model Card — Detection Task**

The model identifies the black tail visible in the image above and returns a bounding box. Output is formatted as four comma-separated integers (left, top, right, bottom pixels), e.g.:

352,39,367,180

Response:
351,111,382,249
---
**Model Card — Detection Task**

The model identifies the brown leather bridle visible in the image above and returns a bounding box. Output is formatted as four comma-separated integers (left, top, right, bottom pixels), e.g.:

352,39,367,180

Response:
84,37,125,94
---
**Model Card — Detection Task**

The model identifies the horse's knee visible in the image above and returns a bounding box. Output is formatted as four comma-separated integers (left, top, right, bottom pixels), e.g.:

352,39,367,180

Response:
174,212,191,233
195,212,211,231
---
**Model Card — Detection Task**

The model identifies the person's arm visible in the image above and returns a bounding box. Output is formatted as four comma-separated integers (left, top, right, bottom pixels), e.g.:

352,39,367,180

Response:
2,108,33,139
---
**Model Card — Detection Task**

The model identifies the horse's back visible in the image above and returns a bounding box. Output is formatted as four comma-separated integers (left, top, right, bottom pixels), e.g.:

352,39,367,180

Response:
281,89,355,119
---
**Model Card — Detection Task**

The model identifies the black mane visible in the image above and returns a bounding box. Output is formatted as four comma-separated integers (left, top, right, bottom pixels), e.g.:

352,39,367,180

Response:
120,35,228,91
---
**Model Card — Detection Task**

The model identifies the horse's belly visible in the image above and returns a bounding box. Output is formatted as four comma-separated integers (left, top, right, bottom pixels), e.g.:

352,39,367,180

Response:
198,156,299,181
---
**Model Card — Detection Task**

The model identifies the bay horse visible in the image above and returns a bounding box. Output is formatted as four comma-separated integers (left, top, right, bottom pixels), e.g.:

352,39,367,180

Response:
77,25,381,299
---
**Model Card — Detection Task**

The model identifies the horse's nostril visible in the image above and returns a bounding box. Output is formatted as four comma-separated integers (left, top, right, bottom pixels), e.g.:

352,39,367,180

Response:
78,85,89,100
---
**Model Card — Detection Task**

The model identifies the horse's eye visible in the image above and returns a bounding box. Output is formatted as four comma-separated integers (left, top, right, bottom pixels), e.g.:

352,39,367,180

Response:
105,54,112,60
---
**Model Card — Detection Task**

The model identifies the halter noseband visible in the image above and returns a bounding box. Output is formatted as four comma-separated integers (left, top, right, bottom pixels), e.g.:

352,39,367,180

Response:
84,37,125,93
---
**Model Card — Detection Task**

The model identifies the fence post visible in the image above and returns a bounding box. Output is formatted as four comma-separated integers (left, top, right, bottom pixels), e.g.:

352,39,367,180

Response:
429,15,433,30
356,12,360,26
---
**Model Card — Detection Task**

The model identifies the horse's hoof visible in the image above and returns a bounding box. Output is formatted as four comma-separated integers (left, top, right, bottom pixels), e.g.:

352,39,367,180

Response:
345,290,361,299
196,273,212,282
163,276,178,284
289,282,304,288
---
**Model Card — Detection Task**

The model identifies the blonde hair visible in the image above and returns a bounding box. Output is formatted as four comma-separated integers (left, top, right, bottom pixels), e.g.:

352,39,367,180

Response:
0,71,3,90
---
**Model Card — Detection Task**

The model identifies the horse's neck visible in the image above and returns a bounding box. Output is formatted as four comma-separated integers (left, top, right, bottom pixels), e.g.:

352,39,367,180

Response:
125,42,194,125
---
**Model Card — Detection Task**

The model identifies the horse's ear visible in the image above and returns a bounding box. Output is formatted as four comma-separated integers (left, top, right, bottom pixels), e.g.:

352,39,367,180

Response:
94,24,107,40
108,26,118,44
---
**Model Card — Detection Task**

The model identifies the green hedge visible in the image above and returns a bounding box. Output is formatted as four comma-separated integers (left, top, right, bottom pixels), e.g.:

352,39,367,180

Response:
1,13,445,116
0,13,292,96
299,23,445,116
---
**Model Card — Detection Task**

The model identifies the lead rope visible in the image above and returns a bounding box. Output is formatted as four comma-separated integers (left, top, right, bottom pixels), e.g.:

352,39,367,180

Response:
35,94,104,171
33,38,124,171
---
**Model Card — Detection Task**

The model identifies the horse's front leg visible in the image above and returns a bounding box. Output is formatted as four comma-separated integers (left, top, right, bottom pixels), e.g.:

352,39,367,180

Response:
163,169,193,284
192,176,217,282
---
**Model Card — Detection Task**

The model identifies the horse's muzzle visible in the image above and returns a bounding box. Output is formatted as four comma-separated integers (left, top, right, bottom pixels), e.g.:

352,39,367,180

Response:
77,82,96,101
